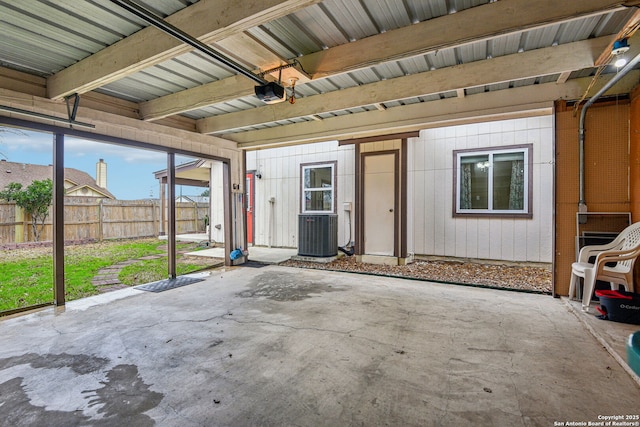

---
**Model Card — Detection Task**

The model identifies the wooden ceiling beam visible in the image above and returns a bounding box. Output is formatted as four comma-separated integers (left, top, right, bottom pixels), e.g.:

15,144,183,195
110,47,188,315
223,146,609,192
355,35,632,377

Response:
140,76,255,121
229,70,640,149
139,0,629,121
197,37,612,134
46,0,319,100
297,0,631,79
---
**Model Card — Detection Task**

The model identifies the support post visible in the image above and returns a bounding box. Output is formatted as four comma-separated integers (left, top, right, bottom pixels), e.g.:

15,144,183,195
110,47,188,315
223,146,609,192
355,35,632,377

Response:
223,162,232,266
167,153,176,279
242,152,248,253
159,182,166,235
53,133,65,306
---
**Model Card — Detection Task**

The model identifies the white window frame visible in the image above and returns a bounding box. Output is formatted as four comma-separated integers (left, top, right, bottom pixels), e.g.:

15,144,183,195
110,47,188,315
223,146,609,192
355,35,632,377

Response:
454,144,532,217
301,162,336,214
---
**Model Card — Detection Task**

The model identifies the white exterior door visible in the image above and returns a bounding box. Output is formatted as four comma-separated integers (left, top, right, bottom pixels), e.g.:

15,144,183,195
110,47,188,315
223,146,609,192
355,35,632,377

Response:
363,153,396,256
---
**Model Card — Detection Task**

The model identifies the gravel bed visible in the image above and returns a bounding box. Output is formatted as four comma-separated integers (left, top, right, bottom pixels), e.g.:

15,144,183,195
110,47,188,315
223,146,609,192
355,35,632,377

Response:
281,256,552,294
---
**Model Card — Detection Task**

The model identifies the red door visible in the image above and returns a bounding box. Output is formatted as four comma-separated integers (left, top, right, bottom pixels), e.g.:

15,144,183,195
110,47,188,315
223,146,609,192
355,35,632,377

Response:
246,172,255,244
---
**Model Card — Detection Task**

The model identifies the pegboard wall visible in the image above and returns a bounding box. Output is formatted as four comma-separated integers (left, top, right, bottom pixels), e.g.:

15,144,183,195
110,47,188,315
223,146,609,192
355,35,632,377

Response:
554,99,631,296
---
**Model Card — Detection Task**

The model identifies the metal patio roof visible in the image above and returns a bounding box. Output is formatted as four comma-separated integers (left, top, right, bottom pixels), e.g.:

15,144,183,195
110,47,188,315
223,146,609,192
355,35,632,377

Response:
1,0,640,148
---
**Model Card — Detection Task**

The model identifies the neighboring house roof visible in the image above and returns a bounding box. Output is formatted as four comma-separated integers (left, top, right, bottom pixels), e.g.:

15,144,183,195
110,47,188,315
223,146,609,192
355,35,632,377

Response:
154,159,210,187
0,160,116,199
176,196,209,204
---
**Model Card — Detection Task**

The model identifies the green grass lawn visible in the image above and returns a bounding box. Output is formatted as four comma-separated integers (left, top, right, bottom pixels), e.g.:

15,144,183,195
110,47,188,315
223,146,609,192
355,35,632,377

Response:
118,257,209,286
0,256,54,311
0,239,219,313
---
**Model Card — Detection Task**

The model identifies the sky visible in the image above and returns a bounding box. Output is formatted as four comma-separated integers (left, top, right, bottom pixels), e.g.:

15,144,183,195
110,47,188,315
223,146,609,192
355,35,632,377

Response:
0,127,200,200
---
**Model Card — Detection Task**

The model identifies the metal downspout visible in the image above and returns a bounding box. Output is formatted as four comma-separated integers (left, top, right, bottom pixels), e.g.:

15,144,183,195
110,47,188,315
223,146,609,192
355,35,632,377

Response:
578,52,640,211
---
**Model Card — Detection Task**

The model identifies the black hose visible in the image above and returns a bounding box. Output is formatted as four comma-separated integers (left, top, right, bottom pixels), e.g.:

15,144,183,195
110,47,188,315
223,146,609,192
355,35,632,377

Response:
338,209,354,256
338,246,354,256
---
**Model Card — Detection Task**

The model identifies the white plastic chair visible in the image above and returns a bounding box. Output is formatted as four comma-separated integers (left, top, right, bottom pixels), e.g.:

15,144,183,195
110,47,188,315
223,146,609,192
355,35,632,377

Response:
569,221,640,311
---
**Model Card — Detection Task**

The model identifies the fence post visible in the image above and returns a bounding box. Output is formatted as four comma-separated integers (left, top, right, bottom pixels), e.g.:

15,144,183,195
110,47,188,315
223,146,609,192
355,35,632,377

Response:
14,204,24,243
24,211,30,242
98,198,104,241
159,183,166,236
194,202,198,232
151,199,157,237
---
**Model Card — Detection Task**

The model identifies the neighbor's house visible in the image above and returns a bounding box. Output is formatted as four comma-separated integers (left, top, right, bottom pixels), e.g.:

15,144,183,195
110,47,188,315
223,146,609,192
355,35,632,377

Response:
175,195,209,204
0,158,115,199
154,159,216,238
0,159,116,244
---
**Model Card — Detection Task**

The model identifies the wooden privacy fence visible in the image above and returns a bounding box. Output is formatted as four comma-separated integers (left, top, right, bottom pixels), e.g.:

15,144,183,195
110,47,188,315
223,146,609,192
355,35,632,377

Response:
0,198,209,244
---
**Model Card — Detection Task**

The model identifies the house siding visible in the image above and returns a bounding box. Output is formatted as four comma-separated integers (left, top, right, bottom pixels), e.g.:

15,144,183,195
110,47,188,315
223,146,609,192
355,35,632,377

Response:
247,116,553,263
246,142,355,249
408,116,554,263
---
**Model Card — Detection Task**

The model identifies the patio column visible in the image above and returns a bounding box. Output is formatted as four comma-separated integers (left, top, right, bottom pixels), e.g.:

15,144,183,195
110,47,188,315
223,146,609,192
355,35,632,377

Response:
167,153,176,279
53,132,65,306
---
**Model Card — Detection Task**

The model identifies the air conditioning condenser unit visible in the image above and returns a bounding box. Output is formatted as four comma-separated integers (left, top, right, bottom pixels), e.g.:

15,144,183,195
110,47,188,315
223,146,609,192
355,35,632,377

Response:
298,214,338,257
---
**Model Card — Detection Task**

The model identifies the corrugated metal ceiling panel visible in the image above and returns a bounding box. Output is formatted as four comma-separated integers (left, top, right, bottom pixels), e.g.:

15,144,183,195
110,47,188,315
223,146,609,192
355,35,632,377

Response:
362,0,414,31
0,0,196,76
106,4,638,118
0,0,638,134
98,50,237,102
114,5,636,107
320,0,380,41
290,4,349,49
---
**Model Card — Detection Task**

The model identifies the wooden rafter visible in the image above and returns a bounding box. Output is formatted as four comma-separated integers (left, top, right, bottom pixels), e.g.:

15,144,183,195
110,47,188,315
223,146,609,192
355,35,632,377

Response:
46,0,320,100
197,37,611,134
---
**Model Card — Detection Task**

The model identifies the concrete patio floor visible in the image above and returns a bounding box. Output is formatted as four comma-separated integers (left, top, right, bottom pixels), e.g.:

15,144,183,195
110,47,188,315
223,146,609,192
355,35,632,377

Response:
160,234,299,264
564,297,640,382
187,246,298,264
1,265,639,426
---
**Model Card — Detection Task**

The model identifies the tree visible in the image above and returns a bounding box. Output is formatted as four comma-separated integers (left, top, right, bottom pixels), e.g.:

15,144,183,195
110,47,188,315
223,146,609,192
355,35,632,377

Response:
0,179,53,241
201,189,210,197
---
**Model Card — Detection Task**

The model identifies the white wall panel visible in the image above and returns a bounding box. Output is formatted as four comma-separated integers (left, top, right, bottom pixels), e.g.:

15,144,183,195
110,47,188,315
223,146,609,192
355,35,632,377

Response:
489,220,503,260
455,219,466,258
525,215,539,262
408,116,553,263
466,218,479,259
209,162,225,244
500,219,524,261
413,170,426,254
420,169,434,255
406,141,415,256
247,141,355,248
247,116,552,262
477,219,491,256
513,219,527,261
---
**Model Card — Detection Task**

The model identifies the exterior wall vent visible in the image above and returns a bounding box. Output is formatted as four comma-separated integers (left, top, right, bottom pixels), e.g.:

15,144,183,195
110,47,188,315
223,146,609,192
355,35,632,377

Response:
298,214,338,257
